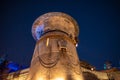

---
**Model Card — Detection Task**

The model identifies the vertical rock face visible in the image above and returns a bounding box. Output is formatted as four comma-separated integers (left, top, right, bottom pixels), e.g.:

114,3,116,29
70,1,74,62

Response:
27,12,84,80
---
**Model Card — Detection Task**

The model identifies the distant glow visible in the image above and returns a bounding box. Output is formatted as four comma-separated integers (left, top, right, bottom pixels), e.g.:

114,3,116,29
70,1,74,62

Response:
38,77,44,80
104,64,106,69
76,44,78,47
91,68,94,71
55,78,64,80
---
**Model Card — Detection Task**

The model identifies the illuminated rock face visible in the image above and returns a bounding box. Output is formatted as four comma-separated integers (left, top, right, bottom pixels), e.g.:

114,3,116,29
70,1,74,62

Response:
27,12,84,80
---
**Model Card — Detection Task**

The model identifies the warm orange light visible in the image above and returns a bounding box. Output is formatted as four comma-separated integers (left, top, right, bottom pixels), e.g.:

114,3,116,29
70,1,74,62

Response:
91,68,94,71
46,38,49,47
38,77,44,80
55,77,64,80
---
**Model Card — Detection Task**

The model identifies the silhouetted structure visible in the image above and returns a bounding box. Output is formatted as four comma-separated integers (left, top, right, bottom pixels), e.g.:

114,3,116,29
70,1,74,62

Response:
104,61,112,70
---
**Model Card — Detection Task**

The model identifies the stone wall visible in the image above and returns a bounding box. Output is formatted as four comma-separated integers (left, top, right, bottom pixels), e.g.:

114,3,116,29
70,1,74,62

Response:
5,67,120,80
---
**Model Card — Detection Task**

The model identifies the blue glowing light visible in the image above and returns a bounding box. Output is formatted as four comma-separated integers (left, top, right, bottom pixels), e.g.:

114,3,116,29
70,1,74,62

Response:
7,63,19,71
35,24,44,40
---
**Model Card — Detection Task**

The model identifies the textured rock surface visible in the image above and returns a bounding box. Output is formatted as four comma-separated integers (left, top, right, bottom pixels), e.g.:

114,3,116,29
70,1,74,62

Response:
27,12,84,80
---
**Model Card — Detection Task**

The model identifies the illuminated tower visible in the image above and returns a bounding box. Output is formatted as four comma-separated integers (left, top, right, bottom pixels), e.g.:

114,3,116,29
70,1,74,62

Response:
27,12,84,80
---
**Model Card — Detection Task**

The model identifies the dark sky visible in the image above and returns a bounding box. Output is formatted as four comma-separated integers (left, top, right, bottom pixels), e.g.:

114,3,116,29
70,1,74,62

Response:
0,0,120,70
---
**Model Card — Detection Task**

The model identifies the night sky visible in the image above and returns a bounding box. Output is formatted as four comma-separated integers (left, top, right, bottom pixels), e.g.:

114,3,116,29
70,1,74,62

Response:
0,0,120,70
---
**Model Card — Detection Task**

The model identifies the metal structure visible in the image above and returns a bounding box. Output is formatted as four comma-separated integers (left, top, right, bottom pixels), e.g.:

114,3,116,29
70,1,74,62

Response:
26,12,84,80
